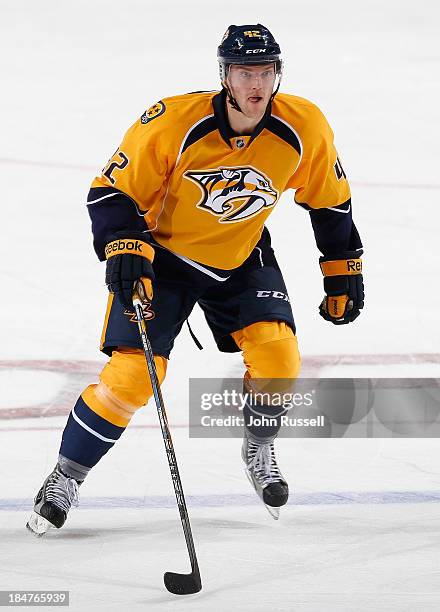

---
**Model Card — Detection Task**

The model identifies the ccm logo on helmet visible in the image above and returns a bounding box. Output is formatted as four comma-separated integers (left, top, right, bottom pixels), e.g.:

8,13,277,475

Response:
105,239,143,257
246,49,267,54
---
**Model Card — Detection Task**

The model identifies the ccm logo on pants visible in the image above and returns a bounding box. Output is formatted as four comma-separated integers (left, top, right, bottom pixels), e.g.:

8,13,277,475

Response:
256,290,290,302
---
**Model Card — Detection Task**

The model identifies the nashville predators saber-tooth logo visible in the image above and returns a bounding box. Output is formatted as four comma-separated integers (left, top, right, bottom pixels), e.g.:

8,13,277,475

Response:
124,303,155,323
184,167,278,223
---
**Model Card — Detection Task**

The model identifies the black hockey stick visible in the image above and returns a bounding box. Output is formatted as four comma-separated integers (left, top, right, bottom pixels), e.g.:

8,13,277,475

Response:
132,282,202,595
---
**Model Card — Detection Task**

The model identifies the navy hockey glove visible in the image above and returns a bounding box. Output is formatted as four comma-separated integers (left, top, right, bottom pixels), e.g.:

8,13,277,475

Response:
105,232,155,308
319,251,364,325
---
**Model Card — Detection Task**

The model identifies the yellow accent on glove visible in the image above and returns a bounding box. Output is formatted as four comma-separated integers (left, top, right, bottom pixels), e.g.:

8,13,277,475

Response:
319,258,362,277
105,238,155,262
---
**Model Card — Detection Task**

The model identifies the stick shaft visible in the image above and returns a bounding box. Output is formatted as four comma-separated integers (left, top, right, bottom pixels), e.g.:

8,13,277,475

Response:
132,293,200,577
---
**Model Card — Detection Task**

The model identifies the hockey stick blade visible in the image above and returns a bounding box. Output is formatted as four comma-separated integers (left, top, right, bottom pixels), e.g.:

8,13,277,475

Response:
164,570,202,595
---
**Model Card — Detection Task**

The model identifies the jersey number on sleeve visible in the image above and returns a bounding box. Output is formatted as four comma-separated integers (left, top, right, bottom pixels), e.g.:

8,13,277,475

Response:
334,157,347,181
103,150,129,185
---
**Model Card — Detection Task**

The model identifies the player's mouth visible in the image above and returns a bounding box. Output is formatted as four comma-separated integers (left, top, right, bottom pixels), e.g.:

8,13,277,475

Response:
248,96,263,103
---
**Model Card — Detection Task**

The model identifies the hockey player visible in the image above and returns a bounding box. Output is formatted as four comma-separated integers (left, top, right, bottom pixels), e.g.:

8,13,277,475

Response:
27,24,364,533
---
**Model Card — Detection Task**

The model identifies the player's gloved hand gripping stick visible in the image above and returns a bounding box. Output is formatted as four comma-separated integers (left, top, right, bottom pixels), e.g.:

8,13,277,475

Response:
105,231,155,307
319,251,364,324
132,280,202,595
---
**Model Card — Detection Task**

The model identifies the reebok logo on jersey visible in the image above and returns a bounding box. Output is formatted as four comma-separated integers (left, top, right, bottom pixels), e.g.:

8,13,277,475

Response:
184,167,278,223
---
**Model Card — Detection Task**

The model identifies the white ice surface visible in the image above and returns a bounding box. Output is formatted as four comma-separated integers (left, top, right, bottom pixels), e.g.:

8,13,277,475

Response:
1,1,440,610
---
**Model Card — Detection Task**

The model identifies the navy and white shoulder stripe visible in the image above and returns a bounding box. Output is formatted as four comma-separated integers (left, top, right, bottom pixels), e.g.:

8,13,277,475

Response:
267,115,302,157
176,115,217,164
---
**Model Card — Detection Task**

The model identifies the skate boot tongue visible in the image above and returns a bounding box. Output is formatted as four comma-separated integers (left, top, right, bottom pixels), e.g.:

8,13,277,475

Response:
248,439,283,485
46,470,80,512
65,478,80,508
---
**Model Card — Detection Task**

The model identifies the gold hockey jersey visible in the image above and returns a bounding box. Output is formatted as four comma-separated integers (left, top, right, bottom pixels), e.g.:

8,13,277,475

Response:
90,89,351,270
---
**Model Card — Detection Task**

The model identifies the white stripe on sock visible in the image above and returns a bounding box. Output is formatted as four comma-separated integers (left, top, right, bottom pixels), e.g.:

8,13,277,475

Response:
71,406,119,443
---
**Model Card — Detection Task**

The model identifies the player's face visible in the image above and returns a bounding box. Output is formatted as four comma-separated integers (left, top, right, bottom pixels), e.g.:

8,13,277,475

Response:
227,64,276,118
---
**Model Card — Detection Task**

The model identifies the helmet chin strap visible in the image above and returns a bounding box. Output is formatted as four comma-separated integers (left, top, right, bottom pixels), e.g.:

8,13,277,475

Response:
270,74,282,101
223,80,242,113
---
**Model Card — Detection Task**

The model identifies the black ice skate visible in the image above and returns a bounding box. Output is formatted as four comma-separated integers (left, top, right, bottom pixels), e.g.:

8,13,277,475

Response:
242,436,289,520
26,464,81,536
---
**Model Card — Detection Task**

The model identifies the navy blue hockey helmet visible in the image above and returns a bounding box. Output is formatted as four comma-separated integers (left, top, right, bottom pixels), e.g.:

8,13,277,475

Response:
217,24,283,81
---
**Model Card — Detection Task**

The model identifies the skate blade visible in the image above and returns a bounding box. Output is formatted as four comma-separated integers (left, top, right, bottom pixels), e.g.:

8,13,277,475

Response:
244,468,281,520
26,512,53,536
264,504,280,520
